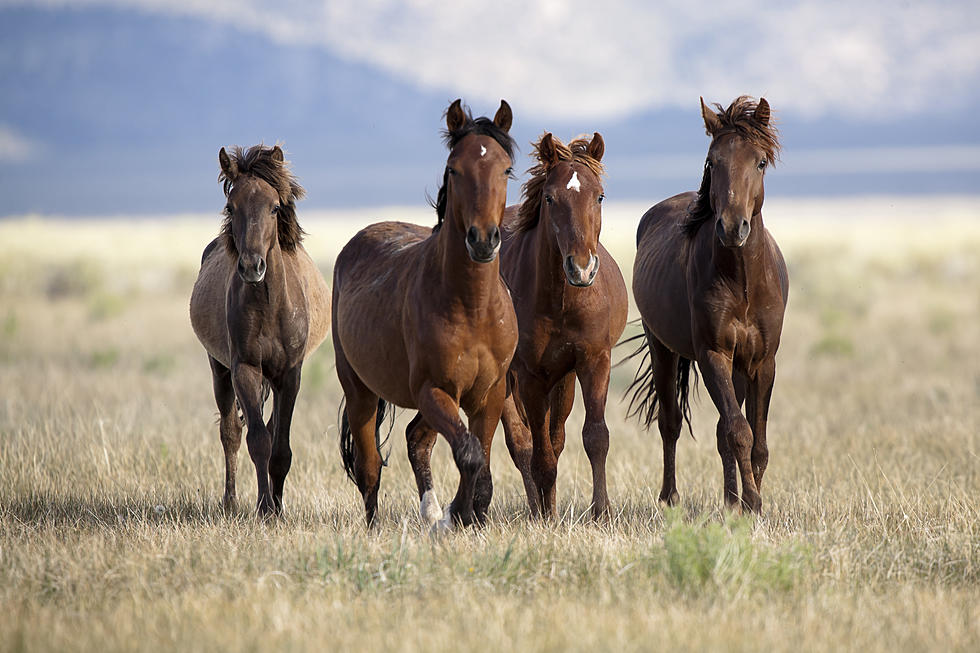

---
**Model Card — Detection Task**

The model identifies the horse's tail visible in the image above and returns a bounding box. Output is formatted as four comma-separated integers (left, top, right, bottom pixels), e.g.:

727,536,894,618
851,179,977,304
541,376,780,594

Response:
623,326,698,437
339,397,394,484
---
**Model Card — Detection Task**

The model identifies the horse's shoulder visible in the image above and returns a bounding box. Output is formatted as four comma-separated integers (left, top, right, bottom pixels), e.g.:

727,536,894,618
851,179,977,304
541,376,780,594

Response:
637,192,696,246
200,237,223,266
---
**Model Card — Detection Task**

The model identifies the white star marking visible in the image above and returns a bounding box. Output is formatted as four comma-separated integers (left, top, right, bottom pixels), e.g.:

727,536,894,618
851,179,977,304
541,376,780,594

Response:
566,171,581,192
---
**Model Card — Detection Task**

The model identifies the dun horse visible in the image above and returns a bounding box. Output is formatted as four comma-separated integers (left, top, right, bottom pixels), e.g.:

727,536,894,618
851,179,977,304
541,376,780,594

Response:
332,100,518,528
190,144,330,516
630,97,788,512
499,132,628,519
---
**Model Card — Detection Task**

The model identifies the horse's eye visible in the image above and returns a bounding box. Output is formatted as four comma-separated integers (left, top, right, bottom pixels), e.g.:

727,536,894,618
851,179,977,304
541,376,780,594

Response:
504,167,513,177
758,158,767,170
544,194,554,206
598,193,605,204
271,204,280,214
446,167,456,177
705,160,713,170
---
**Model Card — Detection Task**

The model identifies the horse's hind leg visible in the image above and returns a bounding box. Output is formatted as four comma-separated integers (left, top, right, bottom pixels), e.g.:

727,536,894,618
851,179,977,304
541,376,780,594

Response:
650,338,682,506
468,379,507,525
209,356,242,512
336,350,384,526
406,412,443,527
269,364,301,515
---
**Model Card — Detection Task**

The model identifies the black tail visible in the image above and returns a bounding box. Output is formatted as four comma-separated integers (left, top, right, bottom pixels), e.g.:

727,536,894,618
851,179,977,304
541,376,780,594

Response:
622,326,698,437
339,398,394,484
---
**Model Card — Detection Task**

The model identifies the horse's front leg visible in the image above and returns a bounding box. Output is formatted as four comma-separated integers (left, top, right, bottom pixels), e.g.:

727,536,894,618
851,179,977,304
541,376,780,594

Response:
500,385,538,518
698,350,761,513
466,379,507,524
745,359,775,492
231,361,275,516
269,363,301,515
417,385,483,528
576,352,612,520
208,355,242,512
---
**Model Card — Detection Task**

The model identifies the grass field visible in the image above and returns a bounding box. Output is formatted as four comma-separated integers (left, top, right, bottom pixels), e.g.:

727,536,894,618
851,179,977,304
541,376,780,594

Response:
1,197,978,652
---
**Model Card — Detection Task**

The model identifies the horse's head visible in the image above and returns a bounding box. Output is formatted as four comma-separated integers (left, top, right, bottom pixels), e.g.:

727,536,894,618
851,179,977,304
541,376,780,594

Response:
218,144,305,283
698,96,778,248
437,99,516,263
529,132,605,287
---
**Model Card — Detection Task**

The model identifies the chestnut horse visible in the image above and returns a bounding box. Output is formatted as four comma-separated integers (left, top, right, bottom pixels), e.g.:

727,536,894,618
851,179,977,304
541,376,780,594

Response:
333,100,518,528
499,132,628,520
630,97,788,512
190,144,330,516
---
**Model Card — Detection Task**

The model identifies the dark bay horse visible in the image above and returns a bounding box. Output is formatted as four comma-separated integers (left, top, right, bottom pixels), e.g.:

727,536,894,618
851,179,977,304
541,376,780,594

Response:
332,100,519,528
190,144,330,516
499,132,628,520
630,97,788,513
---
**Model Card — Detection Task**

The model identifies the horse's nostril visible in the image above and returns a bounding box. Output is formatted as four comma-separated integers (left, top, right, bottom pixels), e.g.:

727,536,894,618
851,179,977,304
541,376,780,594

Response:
257,257,266,276
489,225,500,248
715,219,726,240
466,226,479,245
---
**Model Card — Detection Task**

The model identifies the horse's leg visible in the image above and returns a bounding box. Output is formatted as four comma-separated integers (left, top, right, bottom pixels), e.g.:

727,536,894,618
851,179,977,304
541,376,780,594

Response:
523,376,557,519
539,372,575,516
746,359,775,492
576,352,613,520
405,412,443,527
417,384,483,527
231,361,275,516
699,350,761,512
336,348,384,526
468,379,507,524
649,338,682,506
717,372,746,508
269,364,301,515
501,387,538,518
209,356,242,512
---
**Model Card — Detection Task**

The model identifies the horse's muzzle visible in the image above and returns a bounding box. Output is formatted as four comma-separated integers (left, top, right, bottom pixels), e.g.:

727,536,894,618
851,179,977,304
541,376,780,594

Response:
237,253,267,283
715,217,751,248
564,253,599,287
465,225,501,263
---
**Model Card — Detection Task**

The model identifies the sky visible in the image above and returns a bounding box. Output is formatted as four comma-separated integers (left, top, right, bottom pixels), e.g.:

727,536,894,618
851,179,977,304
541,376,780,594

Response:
1,0,978,216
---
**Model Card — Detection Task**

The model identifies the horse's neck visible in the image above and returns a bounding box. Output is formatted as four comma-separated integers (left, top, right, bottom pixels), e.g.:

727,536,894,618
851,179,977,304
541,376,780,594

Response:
434,218,500,313
531,215,568,310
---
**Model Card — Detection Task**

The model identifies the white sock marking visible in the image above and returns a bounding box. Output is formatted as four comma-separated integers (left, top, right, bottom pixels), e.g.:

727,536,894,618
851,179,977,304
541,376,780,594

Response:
420,490,443,526
566,171,581,192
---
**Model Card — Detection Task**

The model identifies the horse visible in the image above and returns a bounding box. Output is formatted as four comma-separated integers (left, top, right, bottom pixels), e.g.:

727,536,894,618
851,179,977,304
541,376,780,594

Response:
498,132,628,520
189,144,330,516
629,96,788,513
332,99,519,528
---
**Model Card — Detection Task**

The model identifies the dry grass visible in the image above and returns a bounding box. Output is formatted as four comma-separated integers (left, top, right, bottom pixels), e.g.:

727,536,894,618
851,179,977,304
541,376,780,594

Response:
1,198,979,652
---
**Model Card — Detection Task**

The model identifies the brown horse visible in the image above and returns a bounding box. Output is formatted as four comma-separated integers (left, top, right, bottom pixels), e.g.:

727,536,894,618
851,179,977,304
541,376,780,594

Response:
630,97,788,513
332,100,518,528
499,132,628,520
190,144,330,516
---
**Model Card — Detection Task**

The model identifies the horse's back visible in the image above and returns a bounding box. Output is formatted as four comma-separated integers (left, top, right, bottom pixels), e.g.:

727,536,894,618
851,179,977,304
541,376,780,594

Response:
633,192,698,357
190,238,233,366
334,221,431,289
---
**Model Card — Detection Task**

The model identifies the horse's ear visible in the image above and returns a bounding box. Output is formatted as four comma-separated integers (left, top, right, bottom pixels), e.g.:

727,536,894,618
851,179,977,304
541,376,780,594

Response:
700,97,722,135
219,147,238,180
493,100,513,133
538,132,559,166
755,98,771,126
270,145,284,163
446,99,466,133
588,132,605,162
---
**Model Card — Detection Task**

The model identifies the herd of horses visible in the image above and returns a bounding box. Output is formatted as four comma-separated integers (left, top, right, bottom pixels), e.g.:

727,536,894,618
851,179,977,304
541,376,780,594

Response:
189,95,789,528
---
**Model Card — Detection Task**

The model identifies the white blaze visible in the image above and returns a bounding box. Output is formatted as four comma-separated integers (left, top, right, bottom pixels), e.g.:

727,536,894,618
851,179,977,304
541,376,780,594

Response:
566,171,581,192
480,145,487,157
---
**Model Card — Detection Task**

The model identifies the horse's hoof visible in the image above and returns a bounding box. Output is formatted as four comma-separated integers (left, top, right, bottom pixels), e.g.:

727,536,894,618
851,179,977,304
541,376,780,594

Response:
741,491,762,514
429,514,453,536
420,490,444,527
659,490,680,506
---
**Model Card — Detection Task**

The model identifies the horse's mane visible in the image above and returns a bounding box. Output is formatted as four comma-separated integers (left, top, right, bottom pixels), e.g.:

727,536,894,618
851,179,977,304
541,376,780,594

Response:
431,106,517,231
684,96,780,237
219,144,306,254
510,133,605,234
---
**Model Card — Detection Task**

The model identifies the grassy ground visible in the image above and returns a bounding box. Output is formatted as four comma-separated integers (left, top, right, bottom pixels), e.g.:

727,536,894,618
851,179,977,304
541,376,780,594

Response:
1,198,978,652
